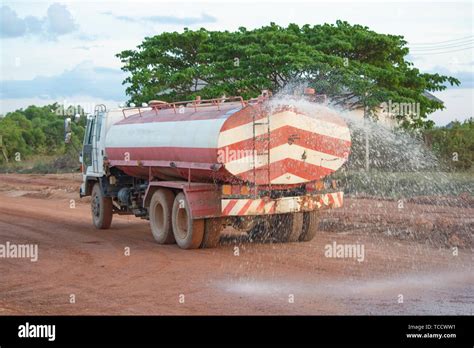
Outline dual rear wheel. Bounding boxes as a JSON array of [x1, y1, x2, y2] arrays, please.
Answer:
[[149, 189, 223, 249], [149, 188, 320, 249], [249, 211, 320, 243]]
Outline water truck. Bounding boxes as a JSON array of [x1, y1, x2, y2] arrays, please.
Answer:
[[78, 91, 351, 249]]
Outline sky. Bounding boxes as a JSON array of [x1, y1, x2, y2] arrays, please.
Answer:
[[0, 0, 473, 125]]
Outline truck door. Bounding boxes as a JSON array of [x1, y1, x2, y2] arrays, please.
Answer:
[[82, 116, 95, 173], [91, 105, 106, 175]]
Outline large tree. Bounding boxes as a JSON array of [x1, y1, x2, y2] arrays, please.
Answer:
[[117, 21, 459, 129]]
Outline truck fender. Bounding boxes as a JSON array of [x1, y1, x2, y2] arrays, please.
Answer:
[[143, 182, 221, 219], [82, 177, 98, 197]]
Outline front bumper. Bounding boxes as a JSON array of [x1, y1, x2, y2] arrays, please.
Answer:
[[221, 191, 343, 216]]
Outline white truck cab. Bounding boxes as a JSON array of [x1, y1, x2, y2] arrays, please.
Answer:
[[79, 105, 142, 197]]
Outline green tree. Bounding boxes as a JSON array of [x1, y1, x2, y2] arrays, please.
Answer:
[[117, 21, 459, 129], [0, 103, 86, 164], [425, 118, 474, 170], [0, 117, 31, 160]]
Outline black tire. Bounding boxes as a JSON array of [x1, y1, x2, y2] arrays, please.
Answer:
[[299, 211, 320, 242], [286, 213, 304, 242], [172, 192, 204, 249], [272, 213, 304, 242], [248, 217, 272, 242], [149, 189, 175, 244], [91, 182, 113, 229], [201, 218, 225, 248]]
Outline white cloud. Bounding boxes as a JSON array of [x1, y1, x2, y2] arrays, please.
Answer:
[[0, 61, 127, 100], [0, 3, 78, 40], [45, 3, 78, 36], [0, 5, 27, 38]]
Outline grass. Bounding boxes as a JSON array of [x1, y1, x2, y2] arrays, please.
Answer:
[[0, 154, 80, 174]]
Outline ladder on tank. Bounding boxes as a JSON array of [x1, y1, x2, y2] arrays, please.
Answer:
[[252, 108, 271, 197]]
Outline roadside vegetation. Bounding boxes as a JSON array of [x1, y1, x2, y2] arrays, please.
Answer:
[[0, 104, 85, 173]]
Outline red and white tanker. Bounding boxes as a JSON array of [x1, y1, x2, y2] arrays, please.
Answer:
[[79, 92, 351, 249]]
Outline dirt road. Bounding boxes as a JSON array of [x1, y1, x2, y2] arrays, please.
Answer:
[[0, 174, 472, 315]]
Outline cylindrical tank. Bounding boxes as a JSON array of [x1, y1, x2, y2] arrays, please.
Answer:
[[104, 99, 351, 187]]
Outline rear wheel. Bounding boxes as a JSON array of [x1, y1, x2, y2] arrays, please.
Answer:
[[299, 211, 320, 242], [248, 217, 272, 242], [91, 182, 113, 229], [272, 213, 304, 242], [172, 192, 204, 249], [201, 218, 225, 248], [149, 189, 175, 244], [286, 213, 304, 242]]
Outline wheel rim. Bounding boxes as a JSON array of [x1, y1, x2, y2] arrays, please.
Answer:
[[92, 194, 100, 218], [153, 202, 165, 230], [176, 207, 188, 240]]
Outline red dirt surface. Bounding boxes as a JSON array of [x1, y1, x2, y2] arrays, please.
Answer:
[[0, 174, 472, 315]]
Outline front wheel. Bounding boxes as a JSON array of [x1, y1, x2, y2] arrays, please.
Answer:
[[91, 182, 113, 229]]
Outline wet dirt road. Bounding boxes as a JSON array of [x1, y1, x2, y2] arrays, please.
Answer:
[[0, 174, 472, 315]]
